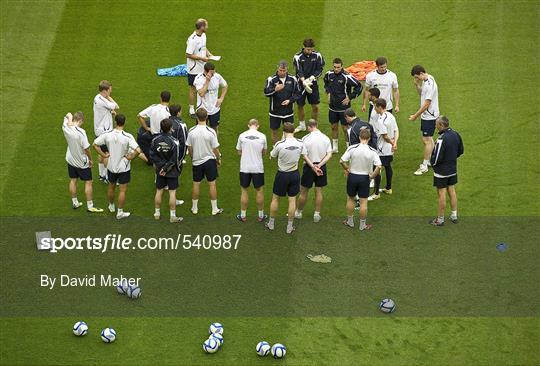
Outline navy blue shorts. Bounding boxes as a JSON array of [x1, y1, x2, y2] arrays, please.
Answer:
[[239, 172, 264, 189], [208, 111, 220, 128], [421, 119, 436, 137], [346, 173, 370, 198], [301, 163, 327, 188], [156, 175, 179, 190], [269, 115, 294, 131], [107, 170, 131, 185], [187, 73, 197, 86], [67, 164, 92, 181], [434, 175, 458, 188], [273, 170, 300, 197], [297, 83, 320, 106], [329, 110, 347, 125], [192, 159, 218, 182]]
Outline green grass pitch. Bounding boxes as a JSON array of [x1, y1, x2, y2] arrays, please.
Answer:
[[1, 0, 539, 365]]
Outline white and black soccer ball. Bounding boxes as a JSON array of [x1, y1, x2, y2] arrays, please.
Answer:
[[100, 327, 116, 343], [379, 298, 396, 313], [208, 322, 223, 335], [127, 285, 141, 299], [256, 341, 271, 356], [209, 332, 223, 347], [271, 343, 286, 358], [72, 321, 88, 336], [116, 279, 128, 295], [203, 337, 219, 353]]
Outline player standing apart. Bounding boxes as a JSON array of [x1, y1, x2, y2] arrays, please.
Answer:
[[264, 60, 301, 145], [292, 38, 325, 132], [362, 57, 399, 117], [93, 114, 143, 219], [266, 123, 304, 234], [236, 119, 268, 222], [186, 108, 223, 215], [294, 120, 332, 223], [368, 98, 399, 200], [429, 116, 463, 226], [323, 58, 362, 153], [409, 65, 440, 176], [62, 112, 103, 212], [150, 118, 183, 223], [93, 80, 119, 183], [193, 62, 228, 134], [186, 19, 216, 118], [340, 129, 381, 231]]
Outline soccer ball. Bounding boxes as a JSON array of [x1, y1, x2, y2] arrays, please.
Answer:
[[203, 337, 219, 353], [379, 298, 396, 313], [116, 279, 128, 295], [256, 341, 271, 356], [100, 328, 116, 343], [72, 321, 88, 336], [271, 343, 286, 358], [209, 333, 223, 347], [127, 285, 142, 299], [209, 322, 223, 335]]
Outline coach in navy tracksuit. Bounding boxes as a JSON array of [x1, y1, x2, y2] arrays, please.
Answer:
[[264, 60, 302, 145], [429, 116, 464, 226], [150, 118, 183, 222], [344, 108, 377, 149], [323, 58, 362, 152]]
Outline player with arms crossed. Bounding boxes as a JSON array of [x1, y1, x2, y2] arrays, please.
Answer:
[[236, 119, 268, 222], [292, 38, 325, 132], [193, 62, 228, 134], [62, 112, 103, 212], [264, 60, 302, 145], [186, 19, 217, 118], [266, 123, 304, 234], [324, 58, 362, 153], [368, 98, 399, 201], [294, 119, 332, 223], [409, 64, 440, 176], [340, 129, 381, 231], [362, 57, 400, 117], [93, 114, 143, 220], [93, 80, 119, 182]]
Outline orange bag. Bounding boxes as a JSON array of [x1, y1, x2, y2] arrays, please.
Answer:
[[345, 60, 377, 81]]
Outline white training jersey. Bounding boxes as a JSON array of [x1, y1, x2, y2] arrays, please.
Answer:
[[420, 75, 440, 120], [186, 31, 207, 75], [340, 143, 381, 175], [193, 72, 227, 116], [236, 129, 267, 174], [270, 137, 303, 172], [369, 106, 379, 126], [186, 124, 219, 166], [63, 117, 91, 169], [138, 104, 170, 134], [301, 130, 332, 163], [370, 113, 389, 156], [94, 129, 139, 173], [93, 94, 118, 136], [365, 70, 398, 110], [379, 112, 398, 156]]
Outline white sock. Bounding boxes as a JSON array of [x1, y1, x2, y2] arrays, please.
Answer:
[[314, 211, 320, 216], [240, 210, 246, 218], [154, 208, 160, 215], [170, 210, 176, 218], [211, 200, 218, 212], [287, 219, 294, 230], [269, 217, 275, 225], [189, 105, 195, 113], [438, 216, 445, 222], [347, 215, 354, 226], [423, 159, 430, 166], [333, 139, 339, 149], [86, 200, 93, 209], [118, 208, 124, 214], [296, 209, 302, 215], [192, 199, 198, 211], [299, 120, 305, 126], [72, 198, 79, 205], [359, 218, 367, 230], [98, 163, 105, 177], [451, 210, 457, 218], [258, 210, 264, 218]]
